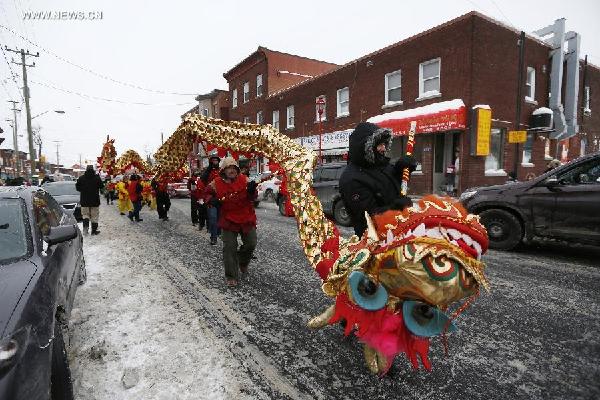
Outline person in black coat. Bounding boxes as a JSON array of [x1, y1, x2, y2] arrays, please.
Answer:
[[75, 165, 104, 235], [339, 122, 417, 237]]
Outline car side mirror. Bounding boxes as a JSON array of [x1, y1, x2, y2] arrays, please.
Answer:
[[44, 224, 77, 246]]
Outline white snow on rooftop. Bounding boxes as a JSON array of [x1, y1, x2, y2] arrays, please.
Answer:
[[367, 99, 465, 124], [472, 104, 491, 110], [533, 107, 553, 115]]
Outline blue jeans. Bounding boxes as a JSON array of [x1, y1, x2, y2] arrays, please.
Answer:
[[129, 200, 142, 221], [207, 206, 221, 239]]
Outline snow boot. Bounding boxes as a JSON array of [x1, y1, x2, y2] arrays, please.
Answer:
[[91, 223, 100, 235], [82, 219, 89, 235]]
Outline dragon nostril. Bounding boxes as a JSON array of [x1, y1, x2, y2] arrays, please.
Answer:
[[358, 277, 378, 296]]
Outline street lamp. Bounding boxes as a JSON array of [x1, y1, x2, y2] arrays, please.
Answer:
[[316, 96, 326, 165]]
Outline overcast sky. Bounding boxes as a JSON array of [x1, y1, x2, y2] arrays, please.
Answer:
[[1, 0, 599, 167]]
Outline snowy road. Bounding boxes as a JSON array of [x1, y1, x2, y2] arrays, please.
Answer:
[[69, 199, 600, 400]]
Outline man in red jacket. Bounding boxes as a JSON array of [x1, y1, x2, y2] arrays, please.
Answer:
[[204, 157, 258, 287]]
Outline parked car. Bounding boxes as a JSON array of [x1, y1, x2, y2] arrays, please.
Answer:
[[460, 152, 600, 250], [257, 177, 281, 201], [0, 186, 85, 400], [43, 181, 83, 222], [167, 179, 190, 198]]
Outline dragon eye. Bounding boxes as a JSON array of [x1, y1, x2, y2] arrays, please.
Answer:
[[402, 300, 457, 337], [348, 271, 388, 311]]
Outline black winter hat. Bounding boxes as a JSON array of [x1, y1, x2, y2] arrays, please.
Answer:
[[348, 122, 392, 167]]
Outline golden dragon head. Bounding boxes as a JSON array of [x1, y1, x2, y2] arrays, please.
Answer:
[[310, 195, 489, 374]]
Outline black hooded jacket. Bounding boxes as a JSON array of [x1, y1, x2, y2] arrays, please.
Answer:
[[76, 169, 104, 207], [339, 122, 413, 236]]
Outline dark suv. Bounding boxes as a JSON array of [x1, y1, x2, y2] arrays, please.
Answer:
[[461, 152, 600, 250], [277, 162, 352, 226]]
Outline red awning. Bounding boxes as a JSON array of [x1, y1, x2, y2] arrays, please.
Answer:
[[367, 99, 467, 136]]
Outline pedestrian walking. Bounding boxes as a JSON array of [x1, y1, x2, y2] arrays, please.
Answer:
[[152, 177, 171, 220], [188, 171, 202, 225], [127, 174, 144, 222], [201, 155, 222, 241], [203, 157, 258, 287], [75, 165, 104, 235], [339, 122, 417, 237]]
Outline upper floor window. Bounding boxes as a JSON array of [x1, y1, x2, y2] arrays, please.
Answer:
[[385, 70, 402, 105], [256, 74, 263, 98], [485, 128, 505, 172], [337, 87, 349, 117], [232, 89, 238, 108], [243, 82, 250, 103], [286, 105, 295, 129], [525, 67, 536, 102], [418, 58, 441, 99], [272, 110, 280, 131], [315, 95, 327, 122], [201, 108, 209, 117], [584, 86, 591, 115], [256, 110, 264, 125]]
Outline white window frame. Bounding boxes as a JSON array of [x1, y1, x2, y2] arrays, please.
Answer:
[[286, 105, 295, 129], [417, 58, 441, 100], [485, 128, 507, 176], [584, 86, 591, 115], [384, 70, 403, 106], [243, 82, 250, 103], [256, 110, 263, 124], [272, 110, 280, 131], [256, 74, 263, 98], [525, 67, 536, 103], [315, 95, 327, 122], [232, 88, 238, 108], [336, 87, 349, 118], [243, 116, 250, 124], [522, 132, 535, 166]]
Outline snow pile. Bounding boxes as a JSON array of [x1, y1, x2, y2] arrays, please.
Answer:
[[367, 99, 465, 124], [68, 208, 258, 400]]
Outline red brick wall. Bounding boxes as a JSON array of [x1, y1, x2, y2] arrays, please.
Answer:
[[227, 55, 269, 123]]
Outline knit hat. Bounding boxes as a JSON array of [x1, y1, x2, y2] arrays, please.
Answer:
[[220, 157, 240, 171]]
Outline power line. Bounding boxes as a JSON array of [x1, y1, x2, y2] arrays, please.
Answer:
[[29, 79, 196, 107], [0, 41, 25, 102], [0, 23, 199, 96], [488, 0, 515, 28]]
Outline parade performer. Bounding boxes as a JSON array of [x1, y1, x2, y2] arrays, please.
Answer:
[[154, 116, 490, 374], [127, 174, 144, 222], [116, 177, 132, 215], [141, 179, 155, 209], [152, 176, 171, 220], [201, 155, 222, 243], [203, 157, 258, 286]]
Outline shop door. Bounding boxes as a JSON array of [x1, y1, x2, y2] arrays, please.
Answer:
[[433, 134, 445, 193]]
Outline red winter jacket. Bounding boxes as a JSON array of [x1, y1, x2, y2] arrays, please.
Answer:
[[127, 180, 142, 202], [208, 174, 256, 232]]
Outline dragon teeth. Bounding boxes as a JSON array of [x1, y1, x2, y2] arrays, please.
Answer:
[[413, 223, 426, 237], [425, 227, 443, 239], [462, 234, 474, 246], [447, 228, 462, 240], [386, 229, 394, 245], [473, 241, 482, 257]]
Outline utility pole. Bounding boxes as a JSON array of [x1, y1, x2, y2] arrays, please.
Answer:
[[6, 46, 39, 178], [53, 140, 61, 172], [7, 100, 21, 176]]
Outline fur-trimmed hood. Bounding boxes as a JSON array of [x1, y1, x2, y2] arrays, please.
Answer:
[[348, 122, 392, 167]]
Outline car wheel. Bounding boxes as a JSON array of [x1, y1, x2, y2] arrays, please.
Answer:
[[50, 322, 74, 400], [278, 196, 287, 216], [479, 209, 523, 250], [333, 200, 352, 227], [264, 189, 274, 201]]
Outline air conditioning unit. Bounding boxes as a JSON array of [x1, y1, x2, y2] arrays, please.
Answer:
[[529, 107, 553, 131]]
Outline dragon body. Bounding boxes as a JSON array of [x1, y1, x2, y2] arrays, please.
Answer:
[[155, 115, 489, 374], [115, 149, 152, 175]]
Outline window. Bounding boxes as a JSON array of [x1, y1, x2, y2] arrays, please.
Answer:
[[485, 128, 505, 172], [580, 137, 587, 157], [286, 105, 295, 129], [256, 110, 263, 125], [201, 108, 209, 117], [243, 82, 250, 103], [256, 74, 263, 97], [584, 86, 591, 114], [418, 58, 441, 99], [315, 95, 327, 122], [243, 116, 250, 124], [232, 89, 238, 108], [385, 70, 402, 105], [544, 138, 552, 160], [397, 136, 423, 172], [0, 198, 29, 262], [272, 110, 280, 131], [337, 87, 349, 117], [525, 67, 536, 102], [556, 158, 600, 185], [522, 132, 534, 165]]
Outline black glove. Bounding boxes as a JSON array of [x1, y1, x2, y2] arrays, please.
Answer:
[[209, 197, 221, 207], [394, 155, 418, 175], [247, 180, 257, 195]]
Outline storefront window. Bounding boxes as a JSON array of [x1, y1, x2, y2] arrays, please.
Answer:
[[485, 128, 505, 172], [397, 136, 423, 172]]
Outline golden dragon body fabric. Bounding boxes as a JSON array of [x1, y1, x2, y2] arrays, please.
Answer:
[[155, 115, 490, 374]]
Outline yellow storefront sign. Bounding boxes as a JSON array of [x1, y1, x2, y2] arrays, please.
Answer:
[[508, 130, 527, 143], [475, 108, 492, 156]]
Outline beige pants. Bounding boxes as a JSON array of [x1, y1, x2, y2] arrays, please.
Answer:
[[81, 206, 99, 223]]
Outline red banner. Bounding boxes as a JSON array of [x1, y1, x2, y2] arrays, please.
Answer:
[[375, 106, 467, 136]]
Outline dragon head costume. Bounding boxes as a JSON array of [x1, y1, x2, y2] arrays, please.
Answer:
[[97, 136, 117, 175], [154, 115, 490, 375]]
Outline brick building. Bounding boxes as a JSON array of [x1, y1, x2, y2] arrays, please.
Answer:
[[214, 11, 599, 195]]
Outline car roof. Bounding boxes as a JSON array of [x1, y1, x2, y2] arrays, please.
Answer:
[[43, 181, 76, 185], [0, 186, 40, 199]]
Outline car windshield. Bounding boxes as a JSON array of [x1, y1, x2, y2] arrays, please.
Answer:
[[44, 183, 78, 196], [0, 198, 29, 263]]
